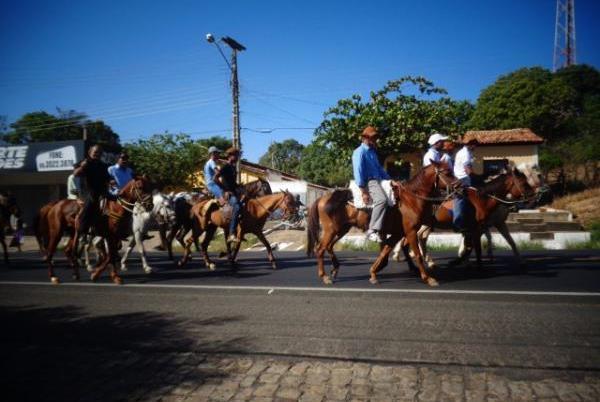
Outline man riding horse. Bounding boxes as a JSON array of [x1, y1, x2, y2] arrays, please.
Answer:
[[351, 126, 391, 243], [211, 147, 243, 245]]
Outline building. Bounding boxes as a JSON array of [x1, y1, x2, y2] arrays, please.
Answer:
[[462, 128, 544, 174], [0, 140, 85, 227]]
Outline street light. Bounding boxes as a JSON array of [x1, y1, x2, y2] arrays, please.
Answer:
[[206, 33, 246, 181]]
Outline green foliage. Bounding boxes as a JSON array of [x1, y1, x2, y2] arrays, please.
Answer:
[[314, 76, 474, 157], [566, 221, 600, 250], [258, 139, 305, 175], [1, 109, 120, 151], [124, 133, 231, 189], [467, 67, 578, 142], [296, 142, 353, 187]]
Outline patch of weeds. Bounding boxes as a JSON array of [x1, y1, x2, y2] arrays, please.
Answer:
[[335, 240, 381, 252]]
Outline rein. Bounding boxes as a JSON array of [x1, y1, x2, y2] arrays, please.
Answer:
[[397, 167, 459, 202]]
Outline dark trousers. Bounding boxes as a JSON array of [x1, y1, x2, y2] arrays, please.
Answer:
[[79, 191, 102, 233], [228, 195, 241, 234]]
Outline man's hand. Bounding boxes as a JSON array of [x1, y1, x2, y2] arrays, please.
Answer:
[[361, 190, 371, 205]]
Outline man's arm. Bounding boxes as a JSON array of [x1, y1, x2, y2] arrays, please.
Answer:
[[73, 160, 87, 177], [352, 149, 370, 203]]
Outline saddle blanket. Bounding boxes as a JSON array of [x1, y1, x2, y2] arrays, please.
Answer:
[[348, 180, 396, 209]]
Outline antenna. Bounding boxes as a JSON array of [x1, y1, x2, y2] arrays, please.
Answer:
[[553, 0, 576, 72]]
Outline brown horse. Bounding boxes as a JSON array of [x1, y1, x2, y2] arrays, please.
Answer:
[[307, 161, 458, 286], [418, 167, 537, 268], [178, 191, 298, 270], [41, 177, 153, 284], [164, 179, 272, 260]]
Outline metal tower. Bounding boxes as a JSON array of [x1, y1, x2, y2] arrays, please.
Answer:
[[553, 0, 576, 72]]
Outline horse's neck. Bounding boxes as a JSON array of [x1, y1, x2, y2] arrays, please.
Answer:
[[251, 194, 283, 218]]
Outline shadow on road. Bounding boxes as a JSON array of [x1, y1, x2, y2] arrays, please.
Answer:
[[0, 304, 248, 401]]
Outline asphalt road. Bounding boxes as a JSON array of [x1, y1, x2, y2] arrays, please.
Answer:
[[1, 249, 599, 374]]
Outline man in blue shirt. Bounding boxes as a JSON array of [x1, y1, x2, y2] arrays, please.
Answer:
[[352, 126, 391, 243], [107, 153, 134, 195], [203, 146, 222, 198]]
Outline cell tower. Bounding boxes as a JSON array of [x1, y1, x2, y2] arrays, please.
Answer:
[[553, 0, 576, 72]]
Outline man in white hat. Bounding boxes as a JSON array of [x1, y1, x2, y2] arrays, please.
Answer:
[[422, 132, 448, 167], [204, 146, 222, 198]]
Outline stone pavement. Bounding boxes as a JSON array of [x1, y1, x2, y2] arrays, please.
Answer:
[[146, 354, 600, 402]]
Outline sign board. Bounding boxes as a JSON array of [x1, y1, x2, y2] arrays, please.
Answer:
[[0, 140, 84, 173]]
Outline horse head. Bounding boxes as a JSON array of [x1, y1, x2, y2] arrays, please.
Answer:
[[506, 166, 536, 205], [119, 176, 153, 206], [278, 190, 299, 220], [428, 160, 459, 195], [152, 193, 176, 226]]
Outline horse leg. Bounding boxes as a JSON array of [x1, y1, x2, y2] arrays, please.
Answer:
[[315, 230, 335, 285], [120, 237, 135, 272], [254, 230, 277, 270], [108, 238, 123, 285], [496, 221, 523, 267], [1, 236, 8, 264], [473, 229, 483, 268], [200, 226, 216, 271], [417, 225, 436, 269], [328, 227, 349, 281], [485, 228, 494, 262], [367, 234, 402, 285], [135, 229, 152, 274], [45, 225, 63, 284], [165, 224, 178, 260], [405, 230, 438, 287]]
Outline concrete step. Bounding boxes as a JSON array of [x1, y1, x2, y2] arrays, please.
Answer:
[[509, 211, 572, 222], [520, 223, 548, 232], [530, 232, 555, 240], [545, 221, 584, 231], [514, 217, 544, 224]]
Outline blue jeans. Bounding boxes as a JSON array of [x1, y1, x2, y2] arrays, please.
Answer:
[[452, 177, 471, 231], [228, 195, 241, 234], [207, 182, 222, 198]]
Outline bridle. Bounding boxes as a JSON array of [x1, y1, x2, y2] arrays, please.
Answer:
[[397, 166, 460, 203], [252, 191, 296, 220], [117, 180, 152, 213], [483, 170, 540, 205]]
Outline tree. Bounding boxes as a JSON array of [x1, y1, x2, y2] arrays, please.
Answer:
[[258, 139, 305, 174], [467, 67, 578, 142], [297, 143, 352, 187], [124, 133, 231, 189], [314, 76, 474, 163], [1, 109, 121, 151]]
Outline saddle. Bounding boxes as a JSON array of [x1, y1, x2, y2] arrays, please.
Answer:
[[199, 198, 233, 227], [348, 180, 397, 209]]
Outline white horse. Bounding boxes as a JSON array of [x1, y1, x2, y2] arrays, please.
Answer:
[[120, 192, 175, 273]]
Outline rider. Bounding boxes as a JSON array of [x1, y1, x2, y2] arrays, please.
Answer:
[[203, 146, 222, 199], [107, 152, 134, 195], [67, 162, 83, 200], [352, 126, 390, 243], [422, 132, 448, 167], [74, 144, 112, 235], [214, 147, 242, 244], [441, 139, 456, 171], [452, 137, 478, 231]]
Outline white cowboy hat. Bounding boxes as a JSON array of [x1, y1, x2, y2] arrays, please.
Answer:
[[427, 133, 449, 146]]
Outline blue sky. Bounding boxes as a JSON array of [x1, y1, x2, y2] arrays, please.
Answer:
[[1, 0, 599, 162]]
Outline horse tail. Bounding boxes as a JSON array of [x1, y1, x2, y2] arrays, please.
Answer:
[[306, 197, 322, 257], [34, 201, 56, 252]]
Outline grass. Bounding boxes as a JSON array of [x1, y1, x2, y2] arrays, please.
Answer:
[[566, 221, 600, 250], [335, 238, 551, 252], [550, 187, 600, 228]]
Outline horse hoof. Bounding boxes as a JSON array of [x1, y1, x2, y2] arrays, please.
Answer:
[[90, 271, 100, 282], [322, 276, 333, 285], [331, 270, 339, 280], [426, 277, 439, 287], [369, 277, 379, 285], [271, 263, 278, 270], [121, 266, 128, 272], [50, 276, 60, 285], [112, 276, 123, 285], [144, 267, 153, 274], [86, 265, 94, 273], [207, 263, 216, 271], [71, 274, 80, 281]]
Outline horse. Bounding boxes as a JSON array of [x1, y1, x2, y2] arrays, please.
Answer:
[[307, 161, 458, 286], [120, 192, 176, 273], [164, 179, 272, 260], [178, 190, 298, 270], [414, 167, 537, 269], [41, 177, 153, 284], [0, 193, 19, 264]]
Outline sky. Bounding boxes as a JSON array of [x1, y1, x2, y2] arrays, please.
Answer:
[[1, 0, 599, 162]]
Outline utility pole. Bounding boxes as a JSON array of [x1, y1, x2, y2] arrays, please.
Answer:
[[206, 34, 246, 181], [553, 0, 576, 72]]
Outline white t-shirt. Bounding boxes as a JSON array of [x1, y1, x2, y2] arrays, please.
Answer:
[[441, 153, 454, 171], [453, 147, 473, 179], [422, 148, 441, 167]]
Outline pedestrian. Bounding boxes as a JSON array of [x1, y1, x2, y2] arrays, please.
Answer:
[[74, 144, 112, 235], [422, 132, 448, 167], [352, 126, 391, 243], [452, 137, 478, 231], [214, 147, 243, 244], [107, 152, 134, 195]]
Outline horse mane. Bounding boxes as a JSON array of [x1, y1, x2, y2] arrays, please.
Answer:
[[403, 165, 431, 192], [324, 189, 352, 215], [479, 173, 508, 195]]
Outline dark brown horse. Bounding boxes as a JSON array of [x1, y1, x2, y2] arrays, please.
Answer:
[[307, 162, 458, 286], [40, 177, 152, 284], [419, 167, 537, 267], [164, 179, 272, 260], [178, 191, 298, 270]]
